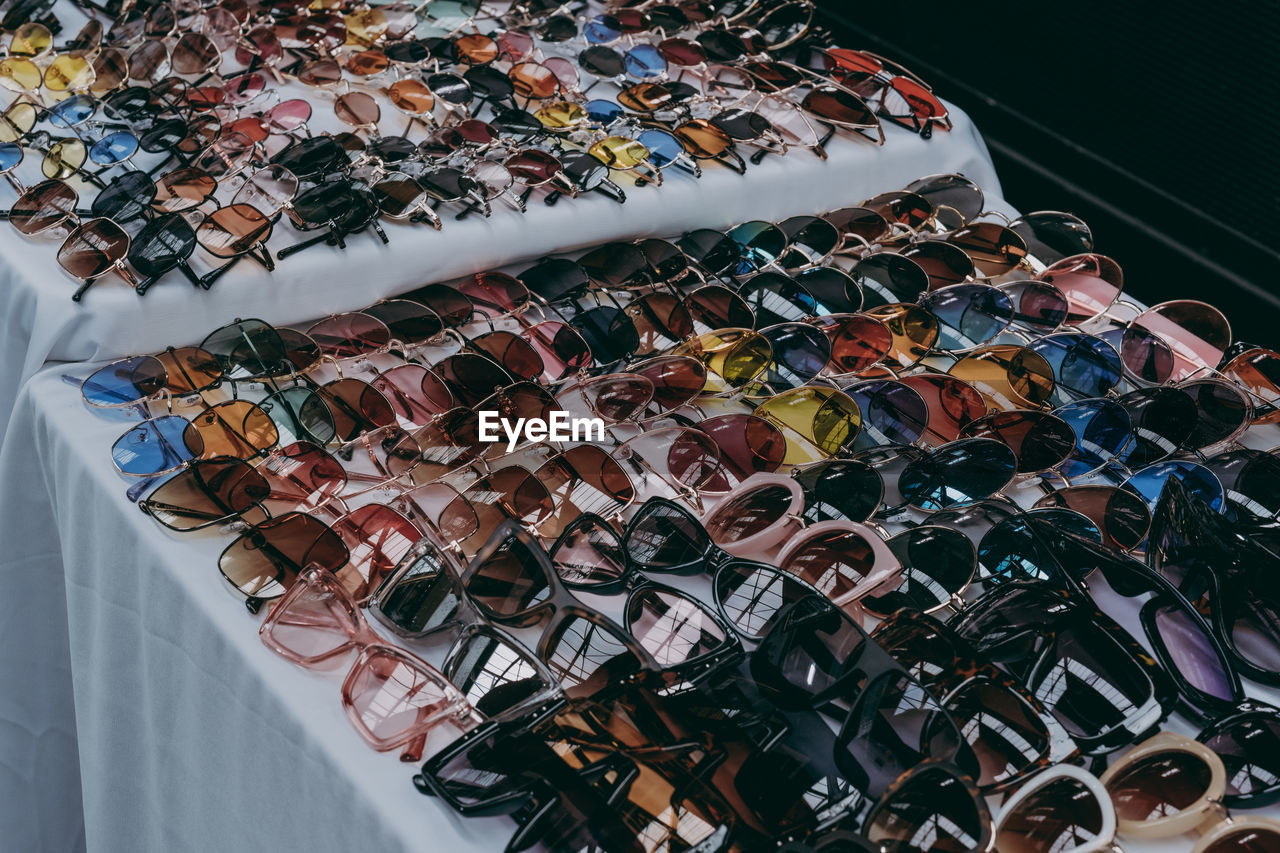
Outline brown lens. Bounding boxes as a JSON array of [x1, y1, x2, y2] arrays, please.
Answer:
[[510, 61, 558, 99], [900, 374, 987, 445], [454, 271, 529, 317], [960, 410, 1075, 474], [142, 457, 270, 531], [626, 292, 695, 356], [947, 222, 1029, 276], [949, 345, 1056, 411], [1201, 826, 1280, 853], [675, 118, 731, 157], [815, 314, 893, 375], [12, 179, 77, 234], [631, 354, 706, 411], [335, 91, 380, 126], [578, 374, 654, 422], [388, 78, 434, 114], [995, 776, 1106, 853], [685, 284, 755, 330], [1223, 347, 1280, 424], [155, 346, 223, 394], [218, 512, 348, 601], [865, 191, 934, 230], [865, 766, 990, 853], [1032, 485, 1151, 551], [801, 86, 876, 127], [704, 483, 793, 541], [522, 321, 593, 380], [191, 400, 279, 458], [346, 48, 388, 76], [197, 203, 272, 257], [436, 352, 512, 407], [901, 241, 975, 290], [864, 303, 939, 369], [534, 445, 635, 539], [58, 218, 129, 280], [154, 167, 216, 213], [172, 32, 219, 74], [1105, 751, 1212, 822], [462, 469, 555, 556], [473, 330, 543, 381], [127, 39, 171, 82], [455, 32, 498, 64], [298, 58, 342, 87], [316, 378, 396, 441]]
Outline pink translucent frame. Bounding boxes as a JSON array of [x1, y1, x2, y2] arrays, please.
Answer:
[[260, 565, 475, 752], [702, 473, 901, 619]]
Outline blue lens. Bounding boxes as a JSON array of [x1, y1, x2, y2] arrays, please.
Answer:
[[90, 130, 139, 166], [624, 44, 666, 78], [845, 379, 929, 449], [584, 14, 621, 44], [82, 356, 167, 407], [1029, 332, 1122, 405], [636, 128, 682, 168], [920, 284, 1013, 351], [49, 94, 95, 128], [758, 322, 830, 391], [111, 415, 201, 476], [584, 98, 623, 124], [1053, 398, 1134, 478], [0, 142, 21, 172], [1122, 461, 1223, 513], [728, 221, 787, 273]]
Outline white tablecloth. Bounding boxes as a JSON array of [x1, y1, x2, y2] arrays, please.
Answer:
[[10, 332, 1280, 853], [0, 97, 999, 443], [0, 365, 515, 853]]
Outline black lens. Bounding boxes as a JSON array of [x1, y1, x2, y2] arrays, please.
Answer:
[[518, 257, 590, 303], [678, 228, 740, 275], [128, 212, 195, 275], [714, 561, 813, 640], [757, 322, 830, 390], [445, 626, 556, 719], [570, 306, 639, 365], [900, 438, 1018, 510], [794, 459, 883, 523], [1118, 387, 1197, 467], [92, 169, 155, 221], [373, 542, 464, 636], [862, 526, 975, 617]]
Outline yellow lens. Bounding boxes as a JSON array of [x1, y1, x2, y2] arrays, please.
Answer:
[[865, 303, 939, 368], [673, 328, 771, 392], [345, 9, 388, 46], [534, 100, 586, 130], [949, 344, 1055, 411], [0, 102, 35, 142], [43, 138, 87, 179], [0, 57, 41, 92], [11, 22, 52, 58], [45, 55, 95, 93], [588, 135, 649, 169], [756, 387, 862, 463]]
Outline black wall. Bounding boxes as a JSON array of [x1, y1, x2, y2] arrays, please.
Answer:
[[818, 1, 1280, 346]]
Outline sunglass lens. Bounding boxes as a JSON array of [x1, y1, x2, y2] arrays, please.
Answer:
[[1104, 750, 1212, 822], [995, 775, 1106, 853], [625, 587, 727, 667], [865, 766, 989, 853], [900, 438, 1017, 510], [83, 355, 167, 405], [713, 562, 811, 640], [863, 526, 975, 616], [112, 415, 202, 475]]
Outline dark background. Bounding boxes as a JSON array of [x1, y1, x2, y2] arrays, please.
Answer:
[[818, 0, 1280, 346]]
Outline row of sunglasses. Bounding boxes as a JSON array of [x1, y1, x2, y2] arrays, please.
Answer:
[[67, 189, 1280, 849], [0, 0, 956, 301]]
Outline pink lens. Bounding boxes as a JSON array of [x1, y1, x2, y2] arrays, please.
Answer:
[[306, 312, 392, 359], [267, 98, 311, 132], [371, 363, 455, 426], [332, 504, 422, 603], [1036, 253, 1123, 325], [341, 645, 466, 751]]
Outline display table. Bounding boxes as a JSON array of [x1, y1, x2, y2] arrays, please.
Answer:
[[0, 100, 998, 444], [8, 328, 1280, 852]]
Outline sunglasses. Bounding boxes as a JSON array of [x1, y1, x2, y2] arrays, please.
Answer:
[[259, 564, 478, 752]]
